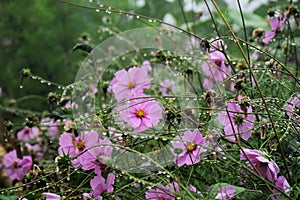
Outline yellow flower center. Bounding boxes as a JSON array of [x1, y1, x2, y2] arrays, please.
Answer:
[[187, 143, 196, 152], [127, 81, 136, 89], [136, 109, 145, 118], [76, 140, 85, 151]]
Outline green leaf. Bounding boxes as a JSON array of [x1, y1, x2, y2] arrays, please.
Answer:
[[0, 195, 19, 200], [294, 37, 300, 47]]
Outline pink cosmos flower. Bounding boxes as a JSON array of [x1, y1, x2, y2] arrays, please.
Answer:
[[160, 79, 177, 96], [108, 69, 126, 93], [119, 98, 163, 133], [188, 184, 203, 197], [172, 129, 207, 167], [218, 96, 254, 142], [80, 138, 113, 171], [271, 176, 290, 200], [215, 186, 236, 200], [64, 101, 78, 109], [106, 127, 123, 145], [240, 149, 280, 182], [89, 84, 98, 95], [17, 126, 39, 141], [24, 143, 43, 159], [285, 94, 300, 122], [82, 193, 93, 200], [41, 118, 59, 137], [141, 60, 152, 72], [202, 51, 232, 89], [90, 167, 115, 199], [262, 14, 286, 44], [42, 192, 61, 200], [3, 150, 32, 181], [58, 131, 99, 168], [210, 38, 227, 51], [48, 121, 59, 137], [112, 67, 151, 102], [0, 87, 2, 96], [108, 61, 151, 94], [145, 182, 179, 200]]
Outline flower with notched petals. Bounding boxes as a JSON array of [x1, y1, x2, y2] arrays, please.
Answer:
[[17, 126, 39, 142], [3, 150, 32, 181], [172, 129, 207, 167], [240, 148, 280, 182]]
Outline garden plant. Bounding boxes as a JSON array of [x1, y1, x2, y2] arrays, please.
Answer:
[[0, 0, 300, 199]]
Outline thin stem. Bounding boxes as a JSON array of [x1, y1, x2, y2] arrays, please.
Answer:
[[58, 0, 203, 41], [224, 36, 299, 85], [236, 0, 252, 88], [177, 0, 191, 32], [225, 107, 274, 196], [211, 0, 292, 183], [203, 0, 236, 74]]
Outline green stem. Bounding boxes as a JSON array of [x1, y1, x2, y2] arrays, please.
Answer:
[[211, 0, 292, 183]]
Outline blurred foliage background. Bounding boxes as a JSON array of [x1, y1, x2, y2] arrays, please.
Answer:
[[0, 0, 298, 121], [0, 0, 99, 114]]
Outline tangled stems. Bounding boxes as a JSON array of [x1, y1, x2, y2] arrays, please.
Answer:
[[211, 0, 292, 183], [1, 1, 298, 199]]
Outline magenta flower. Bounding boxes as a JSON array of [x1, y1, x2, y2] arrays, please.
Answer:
[[240, 149, 280, 182], [90, 167, 115, 199], [17, 126, 39, 141], [3, 150, 32, 181], [111, 67, 151, 102], [42, 192, 61, 200], [285, 94, 300, 122], [82, 193, 93, 200], [172, 129, 207, 167], [119, 98, 163, 133], [145, 182, 179, 200], [80, 138, 113, 171], [108, 61, 151, 94], [58, 131, 99, 168], [108, 69, 126, 93], [64, 101, 78, 109], [24, 143, 43, 159], [141, 60, 152, 72], [218, 96, 254, 142], [210, 38, 227, 52], [188, 184, 203, 197], [106, 126, 123, 144], [41, 118, 59, 137], [160, 79, 177, 96], [202, 51, 231, 89], [89, 84, 98, 95], [48, 121, 59, 137], [215, 186, 236, 200], [271, 176, 290, 200], [262, 14, 286, 44]]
